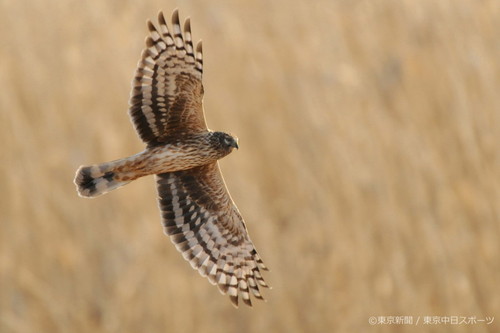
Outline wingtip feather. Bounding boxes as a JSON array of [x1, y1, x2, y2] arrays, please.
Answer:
[[172, 8, 180, 25]]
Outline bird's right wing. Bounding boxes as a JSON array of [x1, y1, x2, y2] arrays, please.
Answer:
[[156, 163, 269, 307]]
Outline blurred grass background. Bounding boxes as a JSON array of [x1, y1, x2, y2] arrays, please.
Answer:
[[1, 0, 499, 332]]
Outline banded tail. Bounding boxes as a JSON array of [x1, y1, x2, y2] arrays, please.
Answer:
[[74, 162, 131, 198]]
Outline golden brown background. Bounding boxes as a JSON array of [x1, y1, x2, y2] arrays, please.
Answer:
[[1, 0, 499, 332]]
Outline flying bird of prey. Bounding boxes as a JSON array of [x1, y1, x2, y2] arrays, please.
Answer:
[[74, 9, 268, 307]]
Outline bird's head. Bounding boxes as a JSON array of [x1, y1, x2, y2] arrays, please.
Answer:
[[210, 131, 239, 156]]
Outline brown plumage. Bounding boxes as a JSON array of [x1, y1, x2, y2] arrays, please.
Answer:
[[74, 9, 269, 307]]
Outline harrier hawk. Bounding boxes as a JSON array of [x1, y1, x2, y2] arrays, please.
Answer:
[[74, 9, 268, 307]]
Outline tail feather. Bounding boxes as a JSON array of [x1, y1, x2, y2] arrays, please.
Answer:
[[74, 164, 130, 198]]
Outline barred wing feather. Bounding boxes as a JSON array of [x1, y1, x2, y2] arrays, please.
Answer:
[[156, 163, 269, 307], [129, 10, 207, 146]]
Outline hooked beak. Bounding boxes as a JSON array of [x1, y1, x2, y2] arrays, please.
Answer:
[[232, 140, 239, 150]]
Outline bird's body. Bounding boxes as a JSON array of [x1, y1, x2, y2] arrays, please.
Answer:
[[74, 9, 268, 307], [76, 131, 237, 197]]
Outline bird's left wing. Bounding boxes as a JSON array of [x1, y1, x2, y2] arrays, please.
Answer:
[[156, 163, 269, 307], [129, 10, 207, 146]]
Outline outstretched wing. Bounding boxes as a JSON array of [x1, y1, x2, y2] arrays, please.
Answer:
[[156, 163, 269, 307], [129, 10, 206, 146]]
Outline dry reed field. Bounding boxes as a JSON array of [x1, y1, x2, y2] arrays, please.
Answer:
[[1, 0, 499, 332]]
